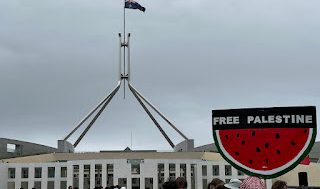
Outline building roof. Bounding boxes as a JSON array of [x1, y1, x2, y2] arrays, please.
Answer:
[[1, 151, 224, 163]]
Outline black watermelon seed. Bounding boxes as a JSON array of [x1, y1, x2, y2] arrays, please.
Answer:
[[252, 131, 256, 136], [265, 159, 269, 164], [256, 147, 261, 153], [276, 150, 281, 155], [264, 143, 269, 148], [236, 133, 240, 138], [241, 140, 245, 145], [304, 129, 307, 134], [276, 133, 280, 139], [225, 135, 229, 140], [291, 141, 296, 146], [235, 152, 240, 156], [249, 160, 253, 164]]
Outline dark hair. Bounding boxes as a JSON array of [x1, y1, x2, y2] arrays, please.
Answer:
[[272, 180, 287, 189], [176, 177, 187, 188], [162, 180, 177, 189], [216, 184, 228, 189], [208, 178, 224, 189]]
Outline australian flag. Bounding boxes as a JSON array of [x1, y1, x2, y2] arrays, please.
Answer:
[[125, 0, 146, 12]]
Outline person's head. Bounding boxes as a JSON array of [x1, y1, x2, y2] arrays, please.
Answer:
[[208, 178, 224, 189], [216, 184, 228, 189], [272, 180, 287, 189], [68, 186, 73, 189], [162, 180, 177, 189], [240, 177, 265, 189], [224, 179, 242, 189], [176, 177, 187, 189]]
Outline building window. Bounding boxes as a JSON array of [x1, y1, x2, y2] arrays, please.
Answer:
[[73, 165, 79, 188], [131, 163, 140, 174], [61, 167, 67, 178], [35, 167, 42, 178], [225, 165, 232, 176], [60, 181, 67, 189], [21, 182, 28, 189], [202, 179, 207, 189], [34, 181, 41, 189], [132, 178, 140, 189], [180, 164, 186, 178], [48, 167, 55, 178], [202, 165, 207, 176], [95, 164, 102, 187], [48, 181, 54, 189], [169, 164, 176, 180], [21, 168, 29, 178], [84, 165, 90, 189], [212, 165, 219, 176], [191, 164, 196, 189], [157, 164, 164, 189], [8, 168, 15, 179], [118, 178, 127, 188], [145, 178, 153, 189], [107, 164, 114, 187]]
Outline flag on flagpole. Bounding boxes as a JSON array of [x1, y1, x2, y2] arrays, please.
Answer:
[[300, 155, 311, 165], [125, 0, 146, 12]]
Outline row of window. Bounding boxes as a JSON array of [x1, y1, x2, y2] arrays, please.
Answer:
[[201, 165, 244, 176], [8, 164, 243, 180], [8, 167, 67, 179]]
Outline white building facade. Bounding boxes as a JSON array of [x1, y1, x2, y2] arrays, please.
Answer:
[[0, 152, 246, 189]]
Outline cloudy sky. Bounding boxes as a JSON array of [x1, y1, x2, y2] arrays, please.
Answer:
[[0, 0, 319, 152]]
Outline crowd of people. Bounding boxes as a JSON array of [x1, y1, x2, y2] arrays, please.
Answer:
[[208, 177, 288, 189], [68, 186, 126, 189], [23, 177, 286, 189], [161, 176, 288, 189]]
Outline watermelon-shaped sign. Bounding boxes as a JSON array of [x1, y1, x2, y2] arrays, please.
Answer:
[[212, 106, 317, 179]]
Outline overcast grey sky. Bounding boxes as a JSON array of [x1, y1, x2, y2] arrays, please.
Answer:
[[0, 0, 319, 152]]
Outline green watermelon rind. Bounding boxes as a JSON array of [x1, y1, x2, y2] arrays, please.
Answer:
[[212, 128, 317, 179]]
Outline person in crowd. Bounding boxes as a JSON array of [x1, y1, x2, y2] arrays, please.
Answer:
[[68, 186, 73, 189], [176, 177, 187, 189], [216, 184, 228, 189], [208, 178, 224, 189], [272, 180, 288, 189], [240, 176, 265, 189], [224, 179, 242, 189], [162, 180, 177, 189]]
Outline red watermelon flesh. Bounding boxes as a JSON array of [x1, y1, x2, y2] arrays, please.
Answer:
[[218, 128, 310, 171]]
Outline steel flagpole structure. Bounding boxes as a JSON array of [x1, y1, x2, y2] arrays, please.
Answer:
[[62, 1, 189, 149]]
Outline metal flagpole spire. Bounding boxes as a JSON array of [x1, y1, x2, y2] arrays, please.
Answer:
[[123, 0, 126, 99], [62, 1, 189, 149]]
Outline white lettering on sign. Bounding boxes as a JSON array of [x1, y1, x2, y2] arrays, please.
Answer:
[[247, 115, 313, 124], [213, 116, 239, 125]]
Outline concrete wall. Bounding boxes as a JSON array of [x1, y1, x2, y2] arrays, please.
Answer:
[[0, 138, 59, 159], [174, 139, 195, 152], [0, 163, 7, 189]]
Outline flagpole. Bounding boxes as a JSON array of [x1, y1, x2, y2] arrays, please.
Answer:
[[123, 0, 126, 99]]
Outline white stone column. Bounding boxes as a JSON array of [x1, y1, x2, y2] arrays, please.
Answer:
[[196, 164, 202, 189], [186, 164, 191, 189], [164, 163, 169, 181], [42, 165, 48, 189], [67, 164, 73, 188], [28, 165, 35, 189], [90, 163, 95, 188], [102, 163, 107, 187], [176, 163, 180, 178], [207, 164, 213, 182], [79, 164, 84, 189], [55, 165, 61, 189]]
